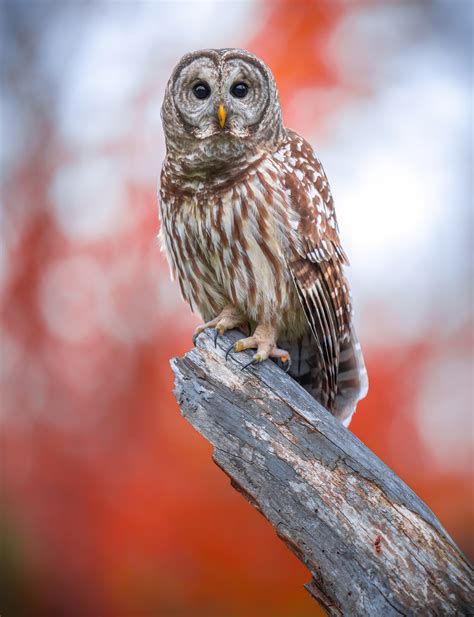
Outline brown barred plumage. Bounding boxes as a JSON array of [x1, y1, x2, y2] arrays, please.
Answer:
[[159, 48, 367, 425]]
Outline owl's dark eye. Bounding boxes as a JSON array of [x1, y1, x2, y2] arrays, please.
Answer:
[[192, 82, 211, 100], [230, 82, 249, 98]]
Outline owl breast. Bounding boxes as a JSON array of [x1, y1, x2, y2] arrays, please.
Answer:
[[159, 156, 308, 338]]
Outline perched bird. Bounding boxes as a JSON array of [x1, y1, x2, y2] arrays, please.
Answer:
[[159, 48, 368, 425]]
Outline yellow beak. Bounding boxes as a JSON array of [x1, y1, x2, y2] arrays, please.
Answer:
[[217, 104, 226, 129]]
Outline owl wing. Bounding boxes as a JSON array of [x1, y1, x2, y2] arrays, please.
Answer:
[[276, 130, 356, 412]]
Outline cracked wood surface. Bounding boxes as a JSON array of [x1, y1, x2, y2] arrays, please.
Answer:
[[171, 329, 473, 616]]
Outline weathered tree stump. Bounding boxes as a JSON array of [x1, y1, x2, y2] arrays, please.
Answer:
[[171, 329, 473, 616]]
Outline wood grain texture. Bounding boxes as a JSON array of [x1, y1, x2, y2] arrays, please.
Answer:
[[171, 330, 473, 616]]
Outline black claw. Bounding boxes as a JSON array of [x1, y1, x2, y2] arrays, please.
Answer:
[[213, 328, 219, 347], [277, 356, 292, 373], [192, 332, 201, 346], [241, 358, 257, 371], [225, 343, 235, 361]]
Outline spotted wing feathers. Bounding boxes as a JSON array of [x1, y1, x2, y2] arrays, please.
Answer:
[[278, 130, 367, 419]]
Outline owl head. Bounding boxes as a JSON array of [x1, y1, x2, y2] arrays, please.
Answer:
[[161, 49, 284, 169]]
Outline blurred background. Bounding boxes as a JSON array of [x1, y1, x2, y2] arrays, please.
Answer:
[[1, 1, 472, 615]]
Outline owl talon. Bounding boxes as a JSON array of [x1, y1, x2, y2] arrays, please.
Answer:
[[225, 343, 235, 361], [192, 305, 246, 347], [241, 358, 258, 371], [225, 325, 289, 368], [275, 355, 292, 373]]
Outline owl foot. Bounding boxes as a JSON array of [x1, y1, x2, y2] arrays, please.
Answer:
[[227, 324, 291, 373], [193, 305, 247, 346]]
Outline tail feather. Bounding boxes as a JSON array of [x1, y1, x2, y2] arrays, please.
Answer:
[[334, 328, 368, 426], [280, 328, 368, 427]]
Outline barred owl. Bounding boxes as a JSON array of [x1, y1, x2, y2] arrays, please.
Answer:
[[159, 48, 368, 425]]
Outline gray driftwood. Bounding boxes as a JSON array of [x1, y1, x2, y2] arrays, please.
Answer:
[[171, 329, 473, 616]]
